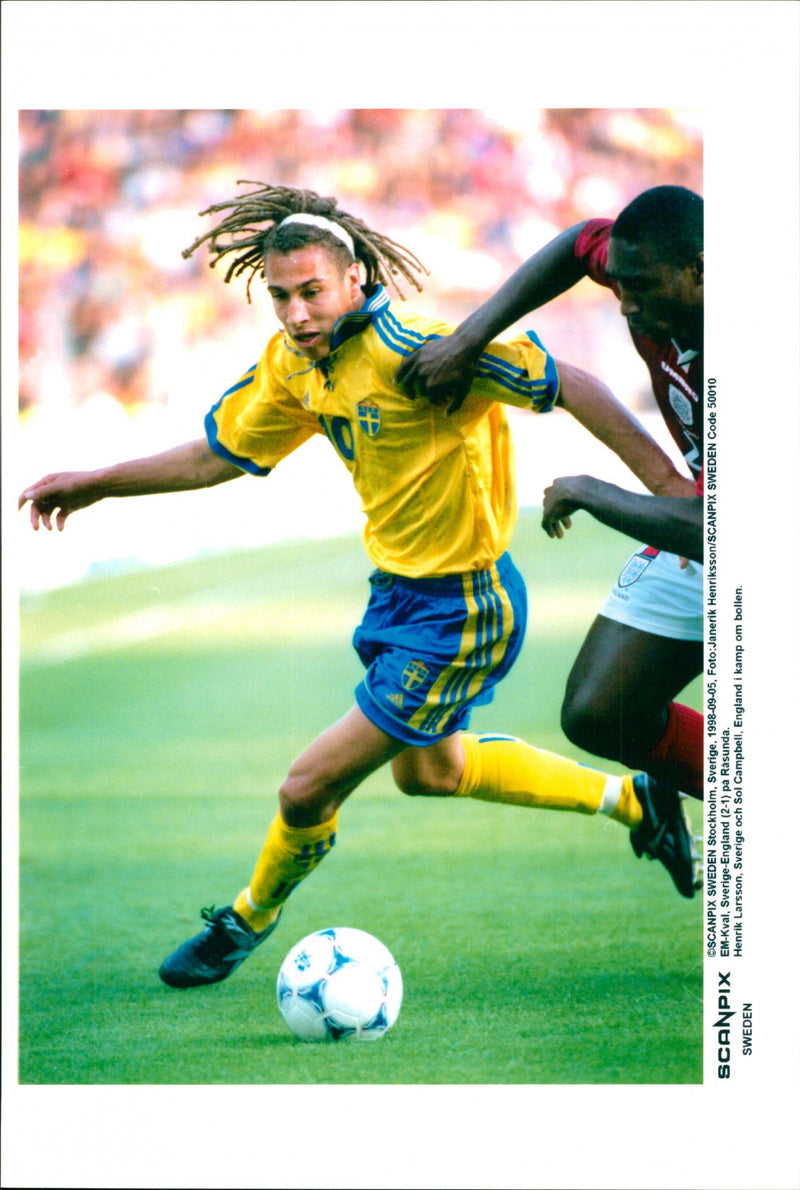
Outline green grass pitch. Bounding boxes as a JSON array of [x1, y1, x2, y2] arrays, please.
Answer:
[[18, 509, 703, 1084]]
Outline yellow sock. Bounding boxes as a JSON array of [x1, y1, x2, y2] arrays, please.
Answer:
[[233, 811, 339, 933], [455, 733, 642, 828]]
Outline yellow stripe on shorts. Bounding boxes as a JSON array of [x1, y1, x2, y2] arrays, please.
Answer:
[[407, 565, 515, 737]]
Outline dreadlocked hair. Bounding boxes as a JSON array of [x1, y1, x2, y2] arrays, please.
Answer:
[[182, 181, 429, 302]]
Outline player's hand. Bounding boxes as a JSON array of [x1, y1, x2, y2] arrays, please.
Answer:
[[395, 335, 480, 413], [541, 476, 585, 539], [18, 472, 104, 531]]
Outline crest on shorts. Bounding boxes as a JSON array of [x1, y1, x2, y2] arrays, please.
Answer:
[[357, 400, 381, 437], [402, 659, 430, 691], [617, 548, 659, 588]]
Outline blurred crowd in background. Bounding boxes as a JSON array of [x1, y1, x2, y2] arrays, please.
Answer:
[[19, 107, 702, 419], [16, 108, 701, 590]]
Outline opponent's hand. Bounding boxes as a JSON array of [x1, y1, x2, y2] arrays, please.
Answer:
[[541, 476, 585, 539], [395, 336, 480, 413], [19, 472, 104, 531]]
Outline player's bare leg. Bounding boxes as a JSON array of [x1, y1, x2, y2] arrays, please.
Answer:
[[561, 615, 703, 795], [159, 707, 404, 988], [392, 727, 699, 898], [393, 730, 640, 819], [390, 733, 466, 796], [279, 706, 405, 825]]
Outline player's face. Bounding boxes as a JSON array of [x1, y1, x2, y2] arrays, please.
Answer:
[[265, 245, 364, 360], [607, 236, 703, 347]]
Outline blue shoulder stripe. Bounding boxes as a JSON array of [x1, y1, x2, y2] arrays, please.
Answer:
[[524, 330, 560, 409], [373, 308, 436, 356], [204, 377, 272, 477], [374, 309, 558, 409], [220, 363, 258, 399], [474, 357, 547, 401], [474, 353, 556, 406]]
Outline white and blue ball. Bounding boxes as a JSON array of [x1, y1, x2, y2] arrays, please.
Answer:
[[276, 927, 402, 1042]]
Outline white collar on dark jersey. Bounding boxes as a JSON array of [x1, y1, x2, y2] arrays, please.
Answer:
[[673, 342, 699, 366]]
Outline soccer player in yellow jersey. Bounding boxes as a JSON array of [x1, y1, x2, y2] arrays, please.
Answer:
[[19, 184, 700, 989]]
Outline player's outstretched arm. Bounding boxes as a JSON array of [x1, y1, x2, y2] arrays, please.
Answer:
[[19, 438, 243, 531], [396, 221, 589, 410], [554, 360, 695, 499], [542, 475, 704, 563]]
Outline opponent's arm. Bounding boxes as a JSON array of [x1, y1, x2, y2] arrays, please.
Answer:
[[396, 221, 589, 409], [19, 438, 243, 531], [542, 474, 704, 563], [554, 359, 695, 498]]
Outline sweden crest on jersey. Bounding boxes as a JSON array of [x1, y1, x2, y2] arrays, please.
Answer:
[[357, 400, 381, 437]]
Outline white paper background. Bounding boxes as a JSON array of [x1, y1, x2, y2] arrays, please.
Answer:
[[3, 3, 799, 1188]]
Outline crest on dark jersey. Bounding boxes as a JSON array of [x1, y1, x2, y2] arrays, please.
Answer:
[[668, 384, 694, 426]]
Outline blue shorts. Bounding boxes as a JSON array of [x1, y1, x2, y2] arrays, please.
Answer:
[[353, 552, 527, 746]]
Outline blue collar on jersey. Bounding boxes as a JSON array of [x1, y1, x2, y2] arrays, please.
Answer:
[[329, 284, 390, 352]]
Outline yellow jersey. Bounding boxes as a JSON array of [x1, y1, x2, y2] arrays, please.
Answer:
[[206, 286, 559, 578]]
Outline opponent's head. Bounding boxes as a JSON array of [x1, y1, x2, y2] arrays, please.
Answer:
[[608, 185, 703, 347], [183, 183, 427, 360]]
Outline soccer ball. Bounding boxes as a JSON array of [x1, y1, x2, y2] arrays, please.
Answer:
[[276, 927, 402, 1042]]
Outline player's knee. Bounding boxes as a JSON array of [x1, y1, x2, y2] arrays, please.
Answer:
[[560, 687, 592, 747], [278, 768, 336, 824], [392, 764, 459, 798], [560, 689, 619, 758], [394, 774, 437, 797]]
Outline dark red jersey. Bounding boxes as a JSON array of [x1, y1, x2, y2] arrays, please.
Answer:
[[575, 218, 703, 479]]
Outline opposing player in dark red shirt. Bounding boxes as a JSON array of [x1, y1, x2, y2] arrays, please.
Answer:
[[398, 186, 704, 800], [541, 469, 703, 564]]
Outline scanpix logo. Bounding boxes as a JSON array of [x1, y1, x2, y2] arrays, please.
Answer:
[[715, 971, 736, 1079]]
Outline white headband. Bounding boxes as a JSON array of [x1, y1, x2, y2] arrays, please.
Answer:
[[277, 213, 355, 258]]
